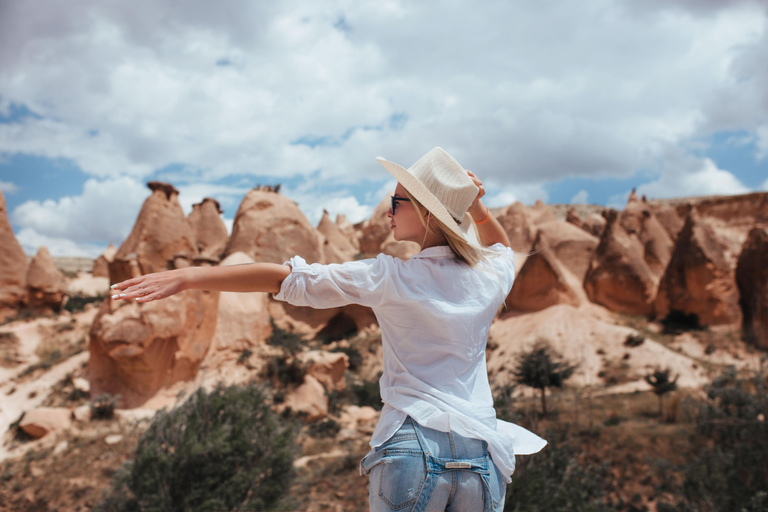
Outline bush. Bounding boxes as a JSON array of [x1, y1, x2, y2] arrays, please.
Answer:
[[94, 384, 297, 512], [90, 393, 119, 420], [64, 293, 106, 313], [505, 429, 613, 512]]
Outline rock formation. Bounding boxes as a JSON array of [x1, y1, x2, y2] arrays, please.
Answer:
[[317, 210, 358, 263], [358, 196, 392, 256], [281, 374, 328, 422], [0, 189, 28, 318], [496, 202, 535, 254], [110, 182, 197, 284], [26, 247, 67, 312], [92, 243, 117, 278], [530, 199, 557, 226], [188, 198, 228, 260], [655, 209, 742, 326], [87, 288, 219, 407], [620, 192, 674, 278], [736, 226, 768, 348], [298, 350, 350, 392], [508, 221, 598, 312], [566, 208, 606, 238], [225, 187, 324, 264], [335, 214, 360, 251], [19, 407, 73, 439], [380, 231, 421, 261], [584, 210, 659, 316]]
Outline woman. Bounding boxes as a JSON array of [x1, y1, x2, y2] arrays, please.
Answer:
[[112, 147, 546, 512]]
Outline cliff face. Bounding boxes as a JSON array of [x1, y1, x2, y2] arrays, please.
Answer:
[[0, 189, 28, 319]]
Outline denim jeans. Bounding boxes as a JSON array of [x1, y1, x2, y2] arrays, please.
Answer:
[[360, 418, 506, 512]]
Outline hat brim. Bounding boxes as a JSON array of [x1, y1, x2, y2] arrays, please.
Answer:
[[377, 157, 479, 245]]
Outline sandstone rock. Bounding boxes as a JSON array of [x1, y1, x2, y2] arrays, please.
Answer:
[[72, 405, 92, 422], [72, 377, 91, 394], [584, 210, 658, 316], [87, 288, 219, 407], [188, 198, 228, 259], [736, 226, 768, 348], [269, 301, 377, 341], [299, 350, 349, 392], [650, 205, 685, 242], [380, 231, 421, 261], [19, 407, 72, 439], [530, 200, 557, 226], [92, 243, 117, 278], [110, 182, 197, 284], [358, 196, 392, 256], [335, 214, 361, 251], [508, 222, 597, 312], [620, 193, 674, 277], [225, 187, 324, 264], [0, 189, 28, 317], [655, 209, 742, 326], [317, 210, 358, 263], [104, 434, 124, 445], [566, 209, 605, 238], [211, 252, 272, 353], [26, 247, 67, 312], [281, 374, 328, 422], [496, 202, 535, 254]]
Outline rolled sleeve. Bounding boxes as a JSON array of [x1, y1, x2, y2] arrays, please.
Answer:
[[273, 254, 394, 309]]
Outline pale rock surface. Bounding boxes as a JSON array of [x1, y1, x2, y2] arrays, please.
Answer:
[[497, 202, 535, 254], [92, 243, 117, 278], [210, 252, 272, 353], [358, 196, 392, 256], [737, 226, 768, 349], [530, 199, 557, 226], [0, 189, 27, 319], [620, 192, 674, 278], [298, 350, 349, 392], [281, 374, 328, 422], [110, 182, 197, 284], [226, 187, 324, 264], [19, 407, 73, 439], [335, 214, 361, 251], [72, 405, 92, 422], [317, 210, 358, 263], [87, 288, 219, 407], [269, 301, 377, 341], [188, 198, 228, 259], [656, 209, 742, 326], [566, 208, 605, 238], [380, 231, 421, 261], [26, 247, 67, 312]]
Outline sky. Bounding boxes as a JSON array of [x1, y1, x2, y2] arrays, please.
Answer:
[[1, 0, 767, 257]]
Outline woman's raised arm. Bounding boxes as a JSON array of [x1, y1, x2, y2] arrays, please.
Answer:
[[110, 263, 292, 303], [466, 171, 511, 248]]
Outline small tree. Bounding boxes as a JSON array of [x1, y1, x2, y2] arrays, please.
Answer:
[[513, 341, 576, 417], [644, 367, 678, 417]]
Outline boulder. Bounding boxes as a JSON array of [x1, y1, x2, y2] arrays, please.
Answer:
[[0, 189, 28, 317], [110, 182, 197, 284], [225, 187, 324, 264], [358, 196, 392, 256], [188, 198, 228, 259], [298, 350, 350, 392], [655, 209, 741, 326], [210, 252, 272, 353], [496, 202, 535, 254], [317, 210, 358, 263], [87, 289, 219, 407], [19, 407, 72, 439], [26, 247, 67, 312], [584, 210, 658, 316], [92, 243, 117, 278], [281, 374, 328, 422], [380, 231, 421, 261], [737, 226, 768, 348]]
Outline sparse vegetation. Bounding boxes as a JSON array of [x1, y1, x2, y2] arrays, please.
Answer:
[[513, 340, 577, 417], [644, 368, 678, 418], [94, 384, 297, 512], [267, 319, 304, 354], [90, 393, 119, 420]]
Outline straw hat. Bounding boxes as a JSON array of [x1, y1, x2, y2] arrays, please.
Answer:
[[376, 147, 480, 242]]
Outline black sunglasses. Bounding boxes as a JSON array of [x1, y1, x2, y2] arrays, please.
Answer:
[[390, 195, 411, 215]]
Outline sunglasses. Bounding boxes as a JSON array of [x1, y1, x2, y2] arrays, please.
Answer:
[[390, 195, 411, 215]]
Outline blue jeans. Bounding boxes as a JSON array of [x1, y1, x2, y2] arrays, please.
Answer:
[[360, 418, 506, 512]]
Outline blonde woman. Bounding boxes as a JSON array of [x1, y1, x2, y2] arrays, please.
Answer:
[[112, 147, 546, 512]]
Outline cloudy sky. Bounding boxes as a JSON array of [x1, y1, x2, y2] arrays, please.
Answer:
[[1, 0, 767, 257]]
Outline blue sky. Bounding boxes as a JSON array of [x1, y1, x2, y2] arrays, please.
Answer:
[[1, 0, 767, 257]]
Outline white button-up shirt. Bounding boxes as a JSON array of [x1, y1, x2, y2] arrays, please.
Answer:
[[274, 243, 546, 481]]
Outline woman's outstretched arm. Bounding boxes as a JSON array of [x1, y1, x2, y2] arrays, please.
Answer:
[[466, 171, 511, 248], [110, 263, 292, 303]]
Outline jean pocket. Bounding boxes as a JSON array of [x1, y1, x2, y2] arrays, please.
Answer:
[[486, 461, 507, 510], [373, 449, 426, 510]]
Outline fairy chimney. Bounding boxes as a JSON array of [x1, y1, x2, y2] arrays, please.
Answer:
[[26, 247, 67, 312], [92, 243, 117, 278], [188, 198, 228, 260], [358, 196, 392, 256], [317, 210, 358, 263], [0, 189, 28, 318], [225, 187, 324, 264], [736, 226, 768, 349], [110, 182, 197, 284]]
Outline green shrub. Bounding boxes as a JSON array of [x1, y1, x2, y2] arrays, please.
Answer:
[[267, 319, 304, 354], [64, 293, 106, 313], [94, 384, 297, 512]]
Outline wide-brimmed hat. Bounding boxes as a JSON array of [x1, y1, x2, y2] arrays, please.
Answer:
[[376, 147, 479, 243]]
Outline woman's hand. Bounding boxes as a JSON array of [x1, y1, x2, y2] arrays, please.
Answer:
[[111, 268, 189, 303], [466, 170, 489, 221]]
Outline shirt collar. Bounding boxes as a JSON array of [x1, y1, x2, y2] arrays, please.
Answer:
[[411, 245, 457, 259]]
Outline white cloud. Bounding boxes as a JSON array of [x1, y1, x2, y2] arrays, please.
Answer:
[[11, 176, 148, 246], [756, 124, 768, 161], [570, 190, 589, 204], [15, 228, 109, 258], [0, 180, 19, 194], [636, 155, 750, 200]]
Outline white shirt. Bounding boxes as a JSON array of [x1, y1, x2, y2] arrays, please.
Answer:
[[274, 243, 547, 481]]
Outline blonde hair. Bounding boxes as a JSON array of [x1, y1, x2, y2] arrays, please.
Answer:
[[403, 189, 500, 268]]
